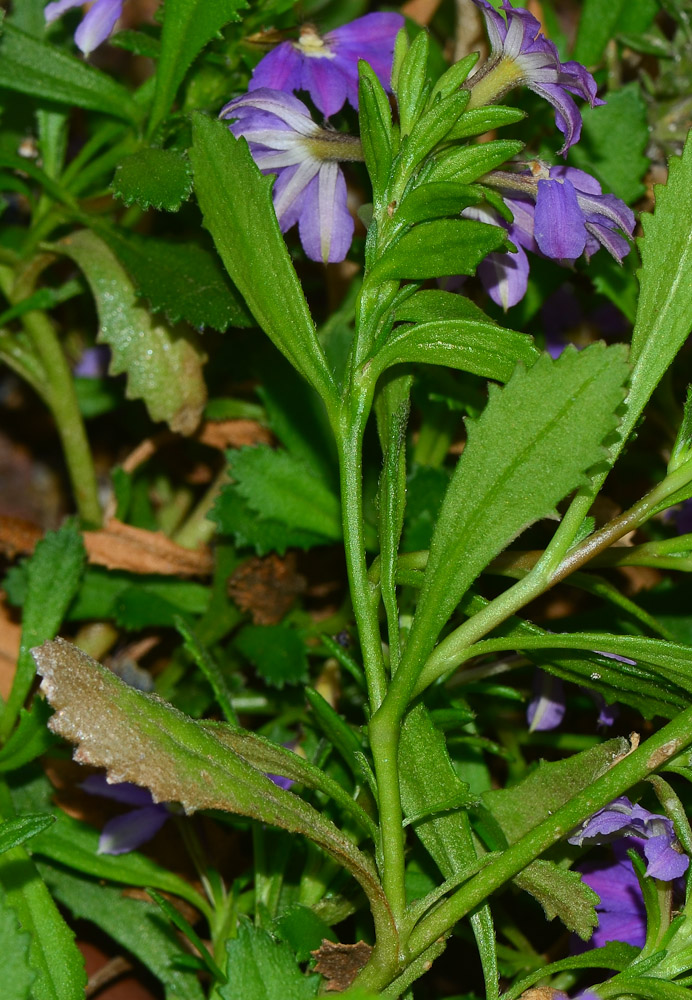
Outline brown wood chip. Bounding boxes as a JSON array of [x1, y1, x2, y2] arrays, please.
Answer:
[[311, 940, 373, 992]]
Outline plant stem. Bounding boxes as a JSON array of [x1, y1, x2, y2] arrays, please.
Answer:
[[356, 706, 692, 993], [23, 308, 102, 527]]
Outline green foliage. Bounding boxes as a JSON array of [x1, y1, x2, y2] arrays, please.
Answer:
[[40, 863, 205, 1000], [0, 520, 85, 740], [190, 114, 335, 403], [112, 147, 193, 212], [0, 814, 55, 855], [219, 921, 320, 1000], [220, 445, 342, 545], [0, 701, 57, 773], [570, 83, 650, 204], [0, 887, 35, 1000], [148, 0, 248, 137], [573, 0, 627, 65], [358, 62, 393, 208], [58, 229, 207, 434], [369, 317, 539, 384], [67, 568, 209, 624], [235, 624, 308, 688], [500, 942, 640, 1000], [0, 841, 86, 1000], [0, 23, 142, 122], [33, 640, 385, 909], [371, 219, 508, 281], [273, 903, 338, 962], [102, 227, 254, 330], [406, 344, 630, 671], [629, 133, 692, 430]]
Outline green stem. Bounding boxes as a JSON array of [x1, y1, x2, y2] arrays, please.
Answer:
[[335, 388, 408, 924], [22, 309, 102, 526], [356, 706, 692, 992]]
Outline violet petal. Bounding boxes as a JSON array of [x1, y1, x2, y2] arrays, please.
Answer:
[[81, 774, 156, 807], [98, 804, 169, 855], [643, 835, 690, 880], [74, 0, 123, 55], [534, 177, 587, 260], [526, 670, 566, 731]]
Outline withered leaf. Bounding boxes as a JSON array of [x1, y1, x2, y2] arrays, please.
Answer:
[[196, 419, 272, 451], [83, 519, 213, 576], [311, 940, 373, 992], [228, 552, 306, 625], [33, 639, 388, 927]]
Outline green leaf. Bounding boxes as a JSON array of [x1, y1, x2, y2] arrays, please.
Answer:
[[0, 700, 58, 773], [396, 30, 430, 137], [100, 226, 253, 331], [513, 860, 598, 939], [0, 814, 55, 855], [425, 141, 523, 185], [0, 520, 85, 740], [430, 53, 479, 101], [39, 863, 205, 1000], [273, 904, 338, 962], [235, 624, 308, 688], [574, 0, 626, 64], [149, 0, 248, 137], [33, 639, 390, 927], [0, 836, 86, 1000], [0, 886, 35, 1000], [358, 62, 393, 207], [399, 90, 471, 176], [219, 921, 320, 1000], [190, 114, 334, 402], [395, 182, 480, 226], [175, 617, 239, 725], [228, 445, 342, 542], [58, 229, 207, 435], [399, 704, 475, 880], [112, 148, 193, 212], [444, 106, 526, 141], [369, 318, 539, 384], [394, 289, 495, 325], [628, 133, 692, 430], [482, 738, 630, 843], [147, 888, 225, 981], [569, 83, 649, 204], [406, 344, 630, 672], [0, 23, 142, 123], [211, 485, 327, 555], [371, 219, 507, 281]]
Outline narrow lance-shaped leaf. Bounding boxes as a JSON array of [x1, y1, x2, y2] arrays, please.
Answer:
[[403, 344, 630, 682], [148, 0, 248, 137], [190, 114, 335, 405], [627, 132, 692, 439], [0, 887, 36, 1000], [33, 639, 394, 942], [0, 520, 85, 740], [0, 23, 142, 123], [57, 229, 207, 435]]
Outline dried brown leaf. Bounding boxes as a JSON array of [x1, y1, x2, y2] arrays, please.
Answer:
[[196, 419, 271, 451], [0, 514, 42, 559], [311, 940, 373, 992], [83, 518, 213, 576], [228, 552, 306, 625]]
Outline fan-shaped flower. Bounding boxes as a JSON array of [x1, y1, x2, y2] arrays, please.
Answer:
[[220, 88, 360, 263], [44, 0, 124, 56], [468, 0, 604, 154], [249, 13, 404, 118]]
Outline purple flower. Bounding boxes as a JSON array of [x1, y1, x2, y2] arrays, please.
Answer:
[[44, 0, 124, 56], [73, 345, 111, 378], [81, 774, 170, 855], [469, 0, 604, 154], [249, 13, 404, 118], [469, 164, 634, 308], [569, 796, 689, 881], [527, 670, 566, 731], [578, 843, 648, 949], [220, 88, 358, 263]]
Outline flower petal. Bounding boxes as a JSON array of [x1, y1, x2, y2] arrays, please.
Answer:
[[534, 177, 587, 260], [74, 0, 123, 55], [249, 43, 303, 95], [298, 162, 353, 263], [300, 58, 349, 118], [98, 804, 169, 855], [81, 774, 156, 807], [44, 0, 84, 23], [643, 835, 690, 880], [527, 671, 566, 731], [478, 244, 530, 310]]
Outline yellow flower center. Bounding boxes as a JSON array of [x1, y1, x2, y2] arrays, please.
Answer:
[[295, 25, 334, 59]]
